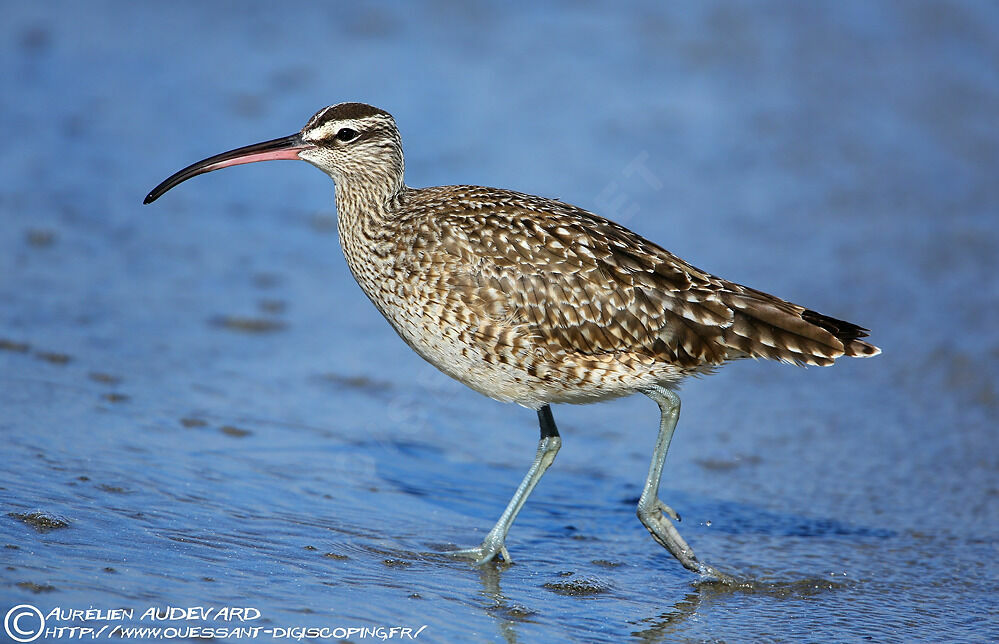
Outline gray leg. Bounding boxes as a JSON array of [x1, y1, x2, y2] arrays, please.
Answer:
[[640, 386, 724, 578], [450, 405, 561, 564]]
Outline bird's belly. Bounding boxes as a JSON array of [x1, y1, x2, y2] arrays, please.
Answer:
[[374, 296, 544, 405], [364, 286, 685, 408]]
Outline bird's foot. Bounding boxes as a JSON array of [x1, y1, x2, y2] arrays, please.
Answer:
[[654, 498, 681, 522], [447, 533, 511, 565], [639, 498, 732, 582]]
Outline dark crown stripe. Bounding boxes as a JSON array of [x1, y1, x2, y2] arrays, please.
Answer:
[[307, 102, 392, 130]]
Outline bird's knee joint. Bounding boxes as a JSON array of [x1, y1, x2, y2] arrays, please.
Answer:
[[539, 435, 561, 455], [659, 395, 681, 416], [643, 387, 681, 415]]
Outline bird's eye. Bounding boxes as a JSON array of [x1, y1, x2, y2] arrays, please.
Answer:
[[335, 128, 358, 142]]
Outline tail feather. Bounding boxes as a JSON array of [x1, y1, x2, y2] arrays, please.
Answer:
[[719, 289, 880, 366], [801, 309, 881, 358]]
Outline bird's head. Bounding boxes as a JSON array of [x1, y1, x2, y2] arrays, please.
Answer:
[[144, 102, 404, 204]]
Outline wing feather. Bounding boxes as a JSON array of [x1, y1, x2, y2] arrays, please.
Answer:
[[413, 186, 878, 371]]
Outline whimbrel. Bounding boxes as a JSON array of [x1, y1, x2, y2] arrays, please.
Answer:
[[145, 103, 880, 577]]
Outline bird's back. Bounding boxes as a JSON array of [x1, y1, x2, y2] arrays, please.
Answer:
[[342, 184, 879, 407]]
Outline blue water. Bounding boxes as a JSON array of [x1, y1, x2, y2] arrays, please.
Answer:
[[2, 1, 997, 642]]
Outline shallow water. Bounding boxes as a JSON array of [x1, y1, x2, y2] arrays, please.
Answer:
[[1, 2, 997, 642]]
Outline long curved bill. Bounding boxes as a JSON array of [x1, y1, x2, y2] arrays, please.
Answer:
[[143, 134, 314, 204]]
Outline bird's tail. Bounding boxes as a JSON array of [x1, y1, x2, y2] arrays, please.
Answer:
[[718, 287, 881, 367]]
